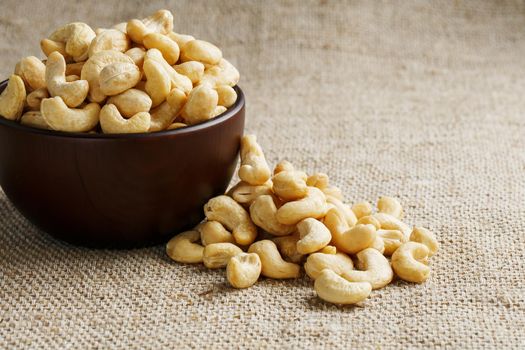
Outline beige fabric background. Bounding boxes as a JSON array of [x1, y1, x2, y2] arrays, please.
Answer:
[[1, 0, 524, 348]]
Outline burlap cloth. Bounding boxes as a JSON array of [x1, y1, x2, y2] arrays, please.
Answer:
[[1, 0, 524, 348]]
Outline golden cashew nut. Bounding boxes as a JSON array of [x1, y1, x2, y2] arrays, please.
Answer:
[[203, 242, 243, 269], [304, 252, 354, 280], [65, 62, 85, 76], [26, 88, 49, 111], [125, 47, 146, 68], [46, 52, 89, 108], [377, 196, 404, 219], [143, 58, 171, 107], [238, 134, 272, 186], [107, 89, 152, 118], [166, 230, 204, 264], [273, 160, 295, 175], [331, 219, 377, 255], [371, 236, 385, 254], [145, 49, 192, 93], [296, 218, 332, 254], [272, 234, 304, 263], [356, 215, 381, 230], [320, 245, 337, 254], [228, 180, 273, 207], [410, 227, 439, 257], [377, 229, 406, 256], [20, 111, 49, 130], [174, 61, 205, 85], [248, 240, 300, 279], [99, 62, 141, 96], [200, 58, 240, 88], [180, 84, 218, 125], [41, 96, 100, 132], [272, 170, 308, 201], [99, 104, 150, 134], [342, 248, 393, 289], [197, 221, 235, 246], [213, 105, 227, 117], [40, 39, 69, 60], [181, 39, 222, 65], [326, 195, 357, 227], [88, 29, 130, 57], [249, 194, 295, 236], [204, 195, 258, 246], [314, 269, 372, 305], [149, 98, 184, 132], [322, 186, 344, 201], [323, 207, 350, 238], [126, 10, 174, 45], [373, 213, 411, 239], [215, 85, 237, 108], [49, 22, 96, 62], [168, 32, 195, 48], [276, 187, 328, 225], [391, 242, 431, 283], [143, 33, 180, 65], [226, 253, 262, 289], [15, 56, 46, 91], [0, 75, 26, 120], [351, 201, 373, 219], [306, 173, 329, 189]]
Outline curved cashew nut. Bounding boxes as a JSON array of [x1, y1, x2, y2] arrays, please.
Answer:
[[378, 196, 404, 219], [127, 10, 174, 45], [166, 230, 204, 264], [248, 240, 300, 279], [249, 194, 295, 236], [200, 58, 240, 88], [304, 252, 354, 280], [174, 61, 205, 85], [273, 160, 295, 175], [351, 201, 373, 219], [373, 213, 411, 239], [330, 215, 377, 254], [391, 242, 430, 283], [107, 89, 152, 118], [204, 195, 258, 246], [212, 105, 227, 117], [356, 215, 381, 230], [0, 75, 26, 121], [40, 39, 69, 60], [377, 229, 406, 256], [143, 33, 180, 65], [197, 221, 235, 246], [100, 104, 150, 134], [276, 187, 328, 225], [145, 49, 192, 93], [20, 111, 49, 130], [203, 242, 243, 269], [272, 234, 304, 263], [322, 186, 344, 201], [168, 32, 195, 48], [238, 134, 272, 186], [99, 62, 141, 96], [306, 172, 329, 189], [326, 195, 357, 227], [15, 56, 46, 91], [342, 248, 393, 289], [215, 85, 237, 108], [125, 47, 146, 68], [410, 227, 439, 257], [46, 52, 89, 107], [314, 269, 372, 305], [180, 84, 218, 125], [88, 29, 130, 57], [41, 96, 100, 132], [371, 236, 385, 254], [272, 170, 308, 201], [296, 218, 332, 254], [228, 180, 273, 207], [27, 88, 50, 111], [323, 207, 350, 237], [320, 245, 337, 254], [149, 99, 183, 132], [181, 39, 222, 65], [49, 22, 96, 62], [227, 253, 262, 289]]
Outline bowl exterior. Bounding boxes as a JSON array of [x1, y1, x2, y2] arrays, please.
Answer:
[[0, 82, 245, 248]]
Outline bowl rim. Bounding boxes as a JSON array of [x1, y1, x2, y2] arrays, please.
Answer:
[[0, 80, 245, 139]]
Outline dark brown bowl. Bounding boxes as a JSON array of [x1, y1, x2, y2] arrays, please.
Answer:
[[0, 80, 245, 248]]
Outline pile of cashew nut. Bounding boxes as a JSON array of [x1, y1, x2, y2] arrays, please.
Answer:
[[0, 9, 240, 133], [167, 135, 440, 305]]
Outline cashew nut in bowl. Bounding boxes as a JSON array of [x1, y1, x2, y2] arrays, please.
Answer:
[[167, 122, 187, 130], [342, 248, 393, 289], [391, 242, 430, 283], [99, 62, 141, 96], [314, 269, 372, 305], [145, 49, 192, 93], [180, 39, 222, 65], [166, 230, 204, 264], [125, 47, 146, 68], [296, 218, 332, 255], [200, 58, 240, 88], [180, 84, 218, 125], [107, 89, 152, 118], [88, 29, 130, 57], [248, 240, 300, 279], [273, 160, 295, 175], [99, 104, 150, 134], [410, 227, 439, 257], [228, 181, 273, 207], [46, 52, 89, 108], [212, 104, 226, 118], [203, 242, 243, 269], [197, 221, 235, 246], [238, 134, 272, 186], [377, 229, 406, 256], [204, 195, 258, 246], [127, 10, 174, 45], [174, 61, 205, 85], [41, 96, 100, 132], [276, 187, 328, 225], [227, 253, 262, 289], [215, 85, 237, 108], [20, 111, 49, 130], [250, 195, 295, 236], [0, 75, 26, 120], [143, 58, 171, 107], [48, 22, 96, 62], [143, 33, 180, 65], [272, 170, 308, 201], [377, 196, 404, 219], [149, 100, 182, 132], [168, 32, 195, 48], [40, 39, 69, 60], [272, 234, 304, 263], [352, 201, 373, 219], [15, 56, 46, 91]]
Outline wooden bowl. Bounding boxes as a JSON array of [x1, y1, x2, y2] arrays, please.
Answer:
[[0, 80, 245, 248]]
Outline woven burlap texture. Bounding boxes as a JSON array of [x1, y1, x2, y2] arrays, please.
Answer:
[[1, 0, 524, 349]]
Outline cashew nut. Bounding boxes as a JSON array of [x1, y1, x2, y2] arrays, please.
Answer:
[[180, 84, 219, 125], [15, 56, 46, 91], [88, 29, 130, 57], [65, 62, 85, 76], [377, 196, 404, 219], [323, 207, 350, 238], [45, 52, 89, 108], [125, 47, 146, 68], [167, 122, 187, 130], [41, 96, 100, 132], [197, 221, 235, 246], [26, 88, 49, 111], [326, 195, 358, 227], [272, 170, 308, 201], [249, 195, 294, 236], [143, 58, 171, 107], [203, 242, 243, 269], [166, 230, 204, 264], [48, 22, 96, 62], [377, 229, 406, 256], [228, 180, 273, 207], [99, 104, 150, 134], [342, 248, 393, 289], [174, 61, 205, 85], [314, 269, 372, 305], [181, 40, 222, 65], [410, 227, 439, 257], [40, 39, 69, 60], [216, 85, 237, 108], [204, 195, 258, 246], [296, 218, 332, 254], [127, 10, 174, 45], [276, 187, 328, 225], [20, 111, 49, 130], [107, 89, 152, 118], [272, 234, 304, 263], [226, 252, 262, 289], [306, 173, 329, 189], [320, 245, 337, 254], [371, 236, 385, 254], [391, 242, 430, 283], [331, 221, 377, 255], [200, 58, 240, 87], [214, 103, 227, 116], [356, 215, 381, 230], [239, 134, 271, 186], [145, 49, 192, 94], [248, 240, 300, 279], [273, 160, 295, 174], [0, 75, 26, 121], [352, 201, 373, 219], [99, 62, 141, 96], [373, 212, 411, 239], [168, 32, 195, 48], [149, 99, 182, 132], [322, 186, 344, 201], [304, 252, 354, 280], [143, 33, 180, 65]]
